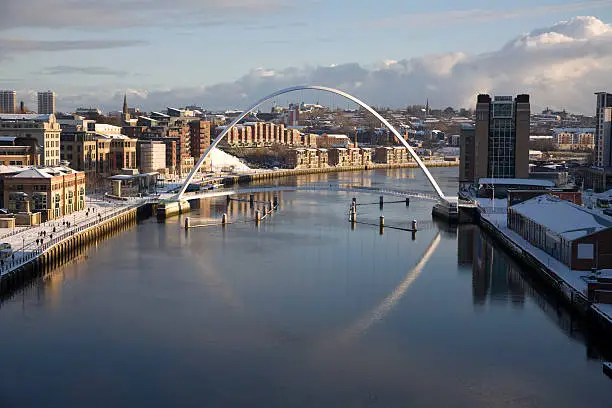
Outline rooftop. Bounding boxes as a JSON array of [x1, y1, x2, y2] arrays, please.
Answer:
[[0, 114, 53, 122], [478, 178, 555, 188], [511, 195, 612, 240]]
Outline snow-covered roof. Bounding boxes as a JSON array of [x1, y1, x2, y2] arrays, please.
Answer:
[[0, 165, 28, 174], [9, 166, 78, 179], [478, 178, 555, 188], [0, 114, 53, 121], [94, 132, 129, 140], [511, 195, 612, 240]]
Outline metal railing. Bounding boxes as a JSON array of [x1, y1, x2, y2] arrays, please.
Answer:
[[0, 199, 155, 277]]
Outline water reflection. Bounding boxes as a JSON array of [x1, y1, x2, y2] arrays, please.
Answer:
[[458, 225, 593, 348]]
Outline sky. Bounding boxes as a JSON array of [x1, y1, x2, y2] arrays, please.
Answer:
[[1, 0, 612, 113]]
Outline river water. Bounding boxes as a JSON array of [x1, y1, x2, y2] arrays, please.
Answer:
[[1, 167, 611, 407]]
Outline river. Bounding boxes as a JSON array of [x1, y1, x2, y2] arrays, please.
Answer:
[[0, 167, 611, 407]]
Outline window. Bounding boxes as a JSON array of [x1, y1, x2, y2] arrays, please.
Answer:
[[577, 244, 594, 260]]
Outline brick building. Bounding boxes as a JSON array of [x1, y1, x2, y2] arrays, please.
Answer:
[[508, 195, 612, 271]]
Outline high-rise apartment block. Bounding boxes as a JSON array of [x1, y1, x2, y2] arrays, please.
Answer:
[[595, 92, 612, 168], [37, 91, 56, 114], [461, 94, 530, 185], [0, 90, 17, 114]]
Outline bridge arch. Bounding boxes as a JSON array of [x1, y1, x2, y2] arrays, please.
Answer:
[[177, 85, 446, 200]]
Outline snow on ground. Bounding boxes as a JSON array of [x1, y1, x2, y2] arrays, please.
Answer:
[[480, 212, 612, 297], [209, 147, 250, 172]]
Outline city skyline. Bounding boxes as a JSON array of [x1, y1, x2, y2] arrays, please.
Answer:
[[1, 1, 612, 112]]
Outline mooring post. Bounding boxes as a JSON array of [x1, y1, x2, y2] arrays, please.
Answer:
[[255, 210, 261, 223], [352, 197, 357, 206], [379, 195, 384, 209], [184, 217, 190, 230], [406, 197, 410, 207], [273, 195, 278, 208], [412, 219, 418, 231], [222, 213, 228, 226], [226, 195, 231, 204], [249, 194, 255, 208], [380, 215, 385, 228]]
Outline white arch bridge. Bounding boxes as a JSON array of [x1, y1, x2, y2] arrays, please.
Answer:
[[176, 85, 452, 204], [173, 185, 440, 203]]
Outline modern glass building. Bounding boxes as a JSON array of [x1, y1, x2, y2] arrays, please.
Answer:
[[466, 94, 530, 184], [595, 92, 612, 169]]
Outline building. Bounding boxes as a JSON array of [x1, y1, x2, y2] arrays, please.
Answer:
[[0, 90, 17, 114], [508, 195, 612, 271], [189, 120, 211, 159], [553, 128, 595, 150], [374, 147, 394, 164], [459, 124, 475, 184], [287, 148, 328, 169], [0, 114, 61, 166], [139, 141, 166, 173], [0, 136, 38, 166], [37, 91, 56, 115], [3, 166, 86, 220], [595, 92, 612, 168], [467, 94, 530, 185], [328, 148, 350, 167]]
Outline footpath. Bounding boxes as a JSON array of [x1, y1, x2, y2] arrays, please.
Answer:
[[0, 196, 151, 277]]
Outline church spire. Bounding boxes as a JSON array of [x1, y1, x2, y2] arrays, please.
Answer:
[[122, 93, 128, 115]]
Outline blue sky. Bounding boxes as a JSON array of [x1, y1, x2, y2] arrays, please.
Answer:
[[1, 0, 612, 111]]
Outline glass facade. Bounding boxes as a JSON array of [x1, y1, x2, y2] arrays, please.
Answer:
[[488, 99, 516, 178]]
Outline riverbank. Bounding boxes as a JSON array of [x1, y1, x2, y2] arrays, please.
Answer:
[[0, 199, 154, 294], [215, 160, 458, 187], [477, 207, 612, 337]]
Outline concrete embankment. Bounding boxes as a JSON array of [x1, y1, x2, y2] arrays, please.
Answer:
[[477, 212, 612, 337], [0, 203, 154, 296]]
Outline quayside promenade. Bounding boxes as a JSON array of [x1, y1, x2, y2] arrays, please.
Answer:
[[0, 196, 154, 289], [475, 200, 612, 336]]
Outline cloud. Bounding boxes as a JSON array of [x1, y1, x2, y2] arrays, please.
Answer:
[[0, 38, 147, 53], [0, 0, 292, 30], [53, 16, 612, 115], [37, 66, 128, 76], [366, 0, 612, 28]]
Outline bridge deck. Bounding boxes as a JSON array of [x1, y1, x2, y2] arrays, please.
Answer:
[[165, 185, 442, 202]]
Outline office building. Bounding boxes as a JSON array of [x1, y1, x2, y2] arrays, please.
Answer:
[[0, 90, 17, 114], [0, 114, 62, 166], [465, 94, 530, 184], [595, 92, 612, 168], [37, 91, 56, 114]]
